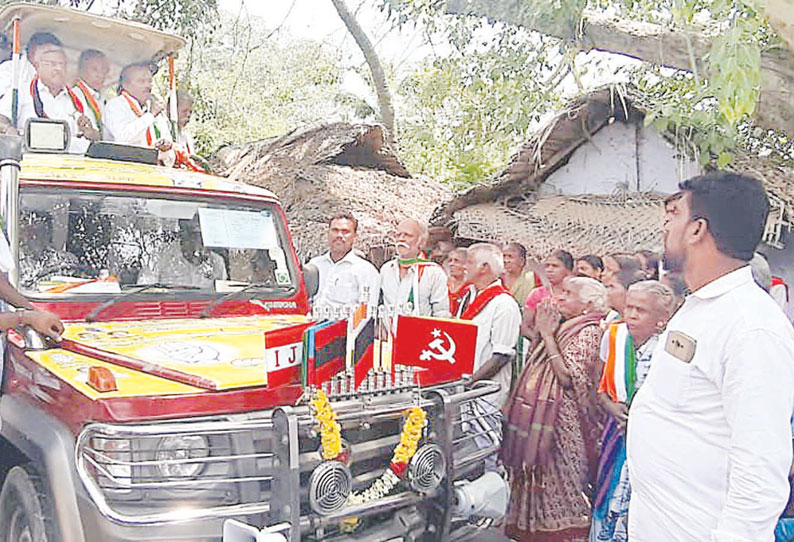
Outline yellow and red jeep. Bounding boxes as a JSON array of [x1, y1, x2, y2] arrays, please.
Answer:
[[0, 5, 507, 542]]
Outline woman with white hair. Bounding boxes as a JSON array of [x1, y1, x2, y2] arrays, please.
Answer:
[[503, 276, 608, 542], [591, 280, 675, 542]]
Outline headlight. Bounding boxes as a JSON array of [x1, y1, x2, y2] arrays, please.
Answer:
[[155, 435, 210, 479], [92, 437, 132, 491]]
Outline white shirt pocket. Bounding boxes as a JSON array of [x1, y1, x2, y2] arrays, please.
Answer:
[[648, 348, 693, 409], [327, 272, 359, 305]]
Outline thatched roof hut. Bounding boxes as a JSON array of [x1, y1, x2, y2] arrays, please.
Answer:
[[434, 88, 794, 259], [215, 123, 451, 264]]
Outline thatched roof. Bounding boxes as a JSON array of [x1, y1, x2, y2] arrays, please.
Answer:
[[436, 87, 794, 257], [215, 123, 450, 262]]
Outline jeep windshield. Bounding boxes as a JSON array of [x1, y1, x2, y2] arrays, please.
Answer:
[[19, 189, 297, 297]]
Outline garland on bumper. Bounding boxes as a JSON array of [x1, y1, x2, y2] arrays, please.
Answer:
[[310, 390, 342, 460], [309, 390, 428, 505], [347, 406, 427, 506]]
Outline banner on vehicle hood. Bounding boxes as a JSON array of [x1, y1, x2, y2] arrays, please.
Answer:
[[25, 315, 311, 400]]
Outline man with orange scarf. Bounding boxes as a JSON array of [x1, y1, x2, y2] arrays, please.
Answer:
[[104, 62, 174, 163], [380, 219, 449, 318], [72, 49, 110, 140]]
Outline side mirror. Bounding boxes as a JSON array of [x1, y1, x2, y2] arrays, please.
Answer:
[[303, 263, 319, 299], [24, 118, 70, 152]]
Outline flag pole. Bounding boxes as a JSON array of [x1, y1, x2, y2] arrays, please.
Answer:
[[10, 16, 21, 128], [167, 53, 177, 140]]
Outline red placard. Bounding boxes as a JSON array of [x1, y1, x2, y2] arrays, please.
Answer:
[[264, 322, 313, 388], [391, 315, 477, 386]]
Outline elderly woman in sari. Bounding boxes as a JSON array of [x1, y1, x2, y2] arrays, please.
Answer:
[[503, 276, 608, 542], [590, 281, 675, 542]]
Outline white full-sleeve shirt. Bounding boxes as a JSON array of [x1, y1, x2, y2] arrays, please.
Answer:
[[308, 250, 380, 314], [627, 266, 794, 542], [0, 79, 90, 153], [380, 259, 450, 318], [104, 93, 172, 148]]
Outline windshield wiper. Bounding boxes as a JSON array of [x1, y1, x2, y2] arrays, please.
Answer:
[[85, 283, 202, 323], [199, 283, 293, 319]]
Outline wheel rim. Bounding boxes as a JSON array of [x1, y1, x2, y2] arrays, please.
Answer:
[[8, 502, 34, 542]]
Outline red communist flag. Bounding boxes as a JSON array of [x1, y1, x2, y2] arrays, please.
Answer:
[[391, 315, 478, 386]]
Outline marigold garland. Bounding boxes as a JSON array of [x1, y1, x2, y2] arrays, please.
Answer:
[[310, 390, 342, 460], [347, 406, 427, 506], [310, 391, 428, 509]]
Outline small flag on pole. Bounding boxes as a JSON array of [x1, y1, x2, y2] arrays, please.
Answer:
[[310, 319, 348, 387], [391, 315, 477, 387]]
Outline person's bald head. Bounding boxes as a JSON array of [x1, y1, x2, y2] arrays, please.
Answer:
[[119, 62, 153, 104], [395, 219, 428, 259], [78, 49, 110, 91]]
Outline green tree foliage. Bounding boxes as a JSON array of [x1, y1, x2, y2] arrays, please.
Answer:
[[390, 0, 792, 171], [0, 0, 219, 45], [176, 13, 368, 156], [395, 19, 565, 186]]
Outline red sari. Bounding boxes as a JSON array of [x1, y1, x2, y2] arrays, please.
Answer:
[[502, 313, 604, 542]]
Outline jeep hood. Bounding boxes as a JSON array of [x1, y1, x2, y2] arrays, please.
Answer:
[[25, 316, 311, 400]]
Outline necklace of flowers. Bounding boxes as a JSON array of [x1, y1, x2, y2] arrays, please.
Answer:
[[309, 390, 428, 505]]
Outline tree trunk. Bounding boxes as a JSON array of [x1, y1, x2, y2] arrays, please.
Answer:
[[331, 0, 396, 146], [446, 0, 794, 132]]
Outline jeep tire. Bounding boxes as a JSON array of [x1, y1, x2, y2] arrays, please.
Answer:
[[0, 465, 53, 542]]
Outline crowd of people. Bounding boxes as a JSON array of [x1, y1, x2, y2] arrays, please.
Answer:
[[308, 171, 794, 542], [0, 32, 198, 166]]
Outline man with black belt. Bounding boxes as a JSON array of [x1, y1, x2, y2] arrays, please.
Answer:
[[627, 172, 794, 542]]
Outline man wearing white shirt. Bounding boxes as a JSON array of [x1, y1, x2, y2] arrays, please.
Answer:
[[456, 242, 520, 407], [0, 46, 99, 153], [627, 172, 794, 542], [380, 219, 449, 317], [104, 63, 173, 162], [308, 212, 379, 316], [0, 32, 61, 101], [72, 49, 110, 139]]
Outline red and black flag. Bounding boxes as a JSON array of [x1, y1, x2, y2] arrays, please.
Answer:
[[351, 316, 375, 388], [309, 319, 348, 387]]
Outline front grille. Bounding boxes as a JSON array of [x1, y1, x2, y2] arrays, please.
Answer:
[[76, 380, 503, 536]]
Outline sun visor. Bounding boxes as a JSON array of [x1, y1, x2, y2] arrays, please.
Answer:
[[0, 3, 185, 83]]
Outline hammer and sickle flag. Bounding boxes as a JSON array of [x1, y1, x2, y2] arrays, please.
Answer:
[[392, 315, 477, 386]]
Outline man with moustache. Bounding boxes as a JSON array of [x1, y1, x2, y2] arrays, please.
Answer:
[[0, 45, 99, 152], [0, 32, 62, 100], [380, 219, 449, 317], [104, 62, 173, 158], [626, 172, 794, 542], [308, 212, 379, 315]]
